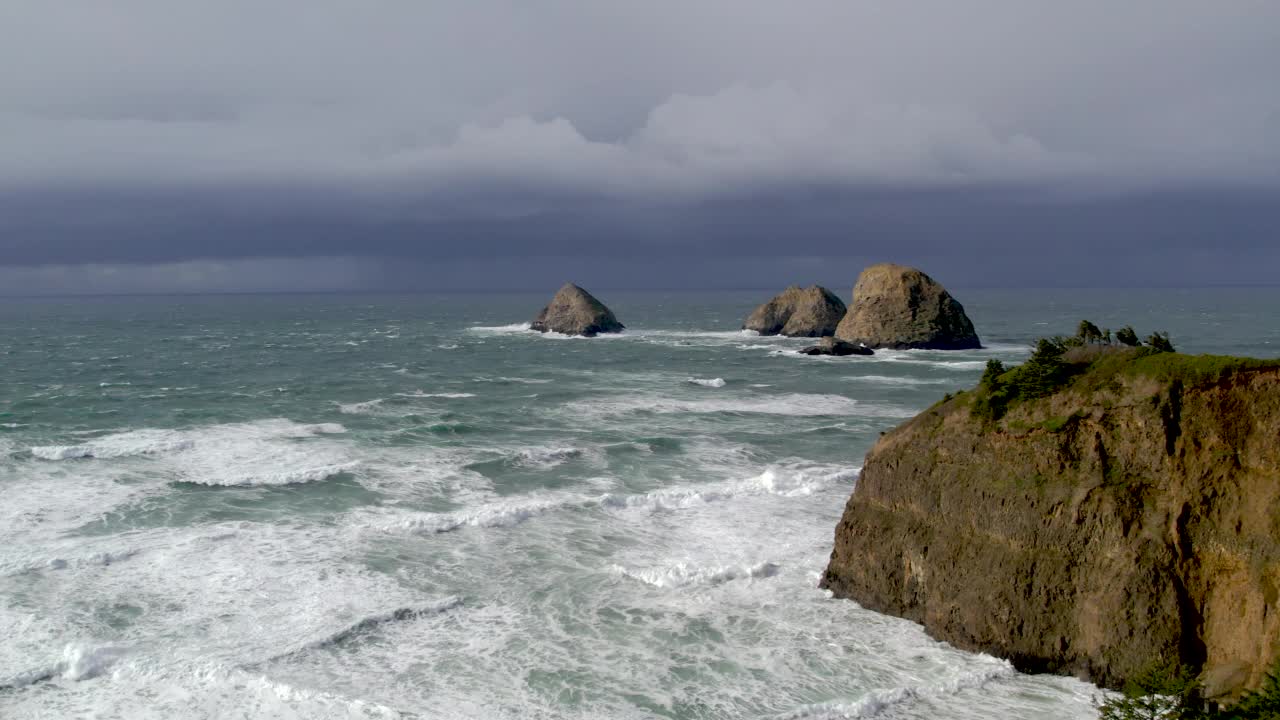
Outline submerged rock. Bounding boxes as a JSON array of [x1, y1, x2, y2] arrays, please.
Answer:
[[798, 337, 873, 356], [530, 283, 624, 337], [820, 349, 1280, 700], [743, 285, 847, 337], [834, 264, 980, 350]]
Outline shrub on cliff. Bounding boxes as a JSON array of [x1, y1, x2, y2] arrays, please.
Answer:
[[1096, 660, 1280, 719], [971, 322, 1180, 422], [1146, 332, 1176, 354], [1078, 320, 1104, 344]]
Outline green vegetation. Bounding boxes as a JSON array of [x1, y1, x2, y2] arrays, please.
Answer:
[[1097, 660, 1280, 719], [967, 321, 1279, 424], [1147, 332, 1176, 354], [967, 316, 1280, 422]]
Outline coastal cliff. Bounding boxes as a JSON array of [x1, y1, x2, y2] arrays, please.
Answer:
[[821, 346, 1280, 699]]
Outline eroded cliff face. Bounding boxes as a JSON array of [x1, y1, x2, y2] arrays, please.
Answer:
[[821, 356, 1280, 699]]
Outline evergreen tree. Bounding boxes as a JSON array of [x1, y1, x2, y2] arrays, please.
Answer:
[[1146, 332, 1176, 353], [1077, 320, 1104, 344], [1116, 326, 1140, 346]]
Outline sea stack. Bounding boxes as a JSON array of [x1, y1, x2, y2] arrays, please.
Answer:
[[530, 283, 624, 337], [743, 285, 847, 337], [834, 264, 980, 349], [798, 337, 874, 356], [820, 346, 1280, 700]]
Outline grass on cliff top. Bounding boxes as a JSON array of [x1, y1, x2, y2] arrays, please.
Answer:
[[966, 322, 1280, 423]]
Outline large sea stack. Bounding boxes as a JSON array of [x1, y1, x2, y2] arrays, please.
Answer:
[[820, 346, 1280, 700], [834, 264, 980, 349], [530, 283, 624, 337], [743, 285, 847, 337]]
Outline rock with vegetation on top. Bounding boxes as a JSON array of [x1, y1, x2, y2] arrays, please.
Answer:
[[820, 337, 1280, 702], [798, 337, 874, 356], [834, 263, 980, 349], [743, 285, 847, 337], [530, 283, 624, 337]]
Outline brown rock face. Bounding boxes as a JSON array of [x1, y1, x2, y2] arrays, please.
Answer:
[[820, 354, 1280, 699], [743, 285, 847, 337], [530, 283, 624, 337], [834, 264, 979, 349]]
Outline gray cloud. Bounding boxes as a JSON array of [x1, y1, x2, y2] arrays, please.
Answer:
[[1, 1, 1278, 290]]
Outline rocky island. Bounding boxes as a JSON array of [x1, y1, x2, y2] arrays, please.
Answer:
[[834, 263, 980, 349], [821, 328, 1280, 702], [531, 283, 624, 337], [743, 285, 847, 337]]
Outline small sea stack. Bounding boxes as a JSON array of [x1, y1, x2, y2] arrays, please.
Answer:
[[834, 264, 980, 350], [743, 285, 847, 337], [798, 337, 873, 356], [530, 283, 624, 337]]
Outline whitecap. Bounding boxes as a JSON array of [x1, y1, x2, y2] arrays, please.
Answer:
[[362, 463, 859, 536], [382, 498, 564, 535], [611, 560, 780, 589], [31, 429, 196, 460], [337, 399, 385, 415], [512, 446, 583, 468], [27, 420, 356, 488], [609, 558, 778, 586], [843, 375, 952, 386], [466, 323, 532, 333], [776, 658, 1016, 719], [686, 377, 726, 388], [565, 393, 912, 419], [274, 596, 463, 659], [1, 642, 129, 689], [181, 460, 358, 487]]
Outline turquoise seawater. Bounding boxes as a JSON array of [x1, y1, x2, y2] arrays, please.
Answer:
[[2, 288, 1277, 719]]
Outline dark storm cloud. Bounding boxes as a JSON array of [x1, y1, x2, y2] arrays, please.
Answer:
[[1, 1, 1278, 292]]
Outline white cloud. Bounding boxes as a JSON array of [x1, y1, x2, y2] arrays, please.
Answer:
[[0, 1, 1277, 195]]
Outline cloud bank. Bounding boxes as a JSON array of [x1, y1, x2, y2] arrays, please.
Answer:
[[1, 1, 1278, 290]]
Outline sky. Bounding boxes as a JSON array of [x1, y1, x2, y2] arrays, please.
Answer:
[[2, 1, 1278, 294]]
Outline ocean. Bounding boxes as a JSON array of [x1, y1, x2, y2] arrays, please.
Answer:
[[2, 288, 1277, 720]]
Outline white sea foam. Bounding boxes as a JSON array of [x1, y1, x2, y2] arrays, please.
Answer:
[[640, 329, 762, 340], [185, 460, 358, 487], [686, 377, 726, 388], [387, 500, 560, 534], [474, 376, 552, 385], [512, 446, 584, 469], [776, 658, 1016, 718], [337, 398, 386, 415], [298, 423, 347, 435], [566, 393, 912, 419], [393, 391, 476, 399], [31, 429, 196, 460], [0, 643, 128, 689], [278, 596, 463, 658], [367, 462, 860, 540], [844, 375, 953, 386], [25, 420, 356, 488], [611, 560, 780, 588], [466, 323, 533, 333], [29, 548, 143, 574]]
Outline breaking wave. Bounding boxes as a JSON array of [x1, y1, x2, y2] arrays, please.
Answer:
[[776, 659, 1016, 718], [611, 560, 780, 589], [368, 464, 860, 536]]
